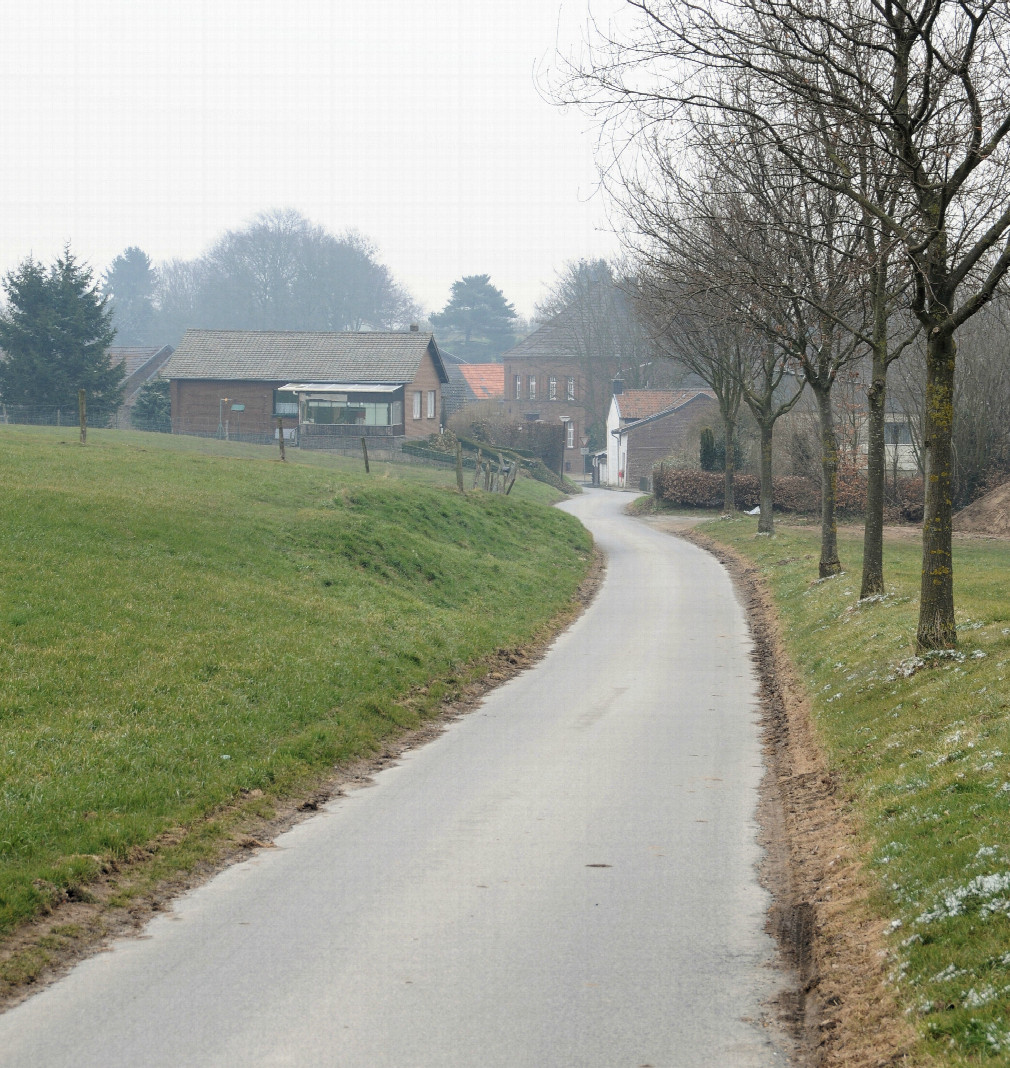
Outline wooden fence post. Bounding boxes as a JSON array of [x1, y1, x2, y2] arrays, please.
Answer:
[[78, 390, 86, 444], [361, 436, 370, 474], [455, 442, 465, 493], [277, 418, 286, 462], [472, 448, 482, 490]]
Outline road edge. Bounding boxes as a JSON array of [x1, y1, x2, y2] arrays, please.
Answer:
[[677, 527, 921, 1068]]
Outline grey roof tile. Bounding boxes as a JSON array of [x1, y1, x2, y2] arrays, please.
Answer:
[[163, 329, 445, 384]]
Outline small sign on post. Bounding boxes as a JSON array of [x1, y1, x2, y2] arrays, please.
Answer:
[[78, 389, 86, 445]]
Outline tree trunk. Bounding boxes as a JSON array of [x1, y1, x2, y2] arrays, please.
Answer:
[[917, 328, 957, 649], [757, 418, 775, 534], [814, 385, 842, 577], [722, 413, 736, 513], [860, 366, 887, 598]]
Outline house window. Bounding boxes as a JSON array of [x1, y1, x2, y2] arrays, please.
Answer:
[[427, 390, 436, 418], [885, 421, 912, 445], [528, 375, 536, 400], [566, 376, 575, 401], [565, 420, 575, 449], [515, 374, 522, 400], [302, 399, 399, 426], [412, 391, 422, 420], [549, 376, 557, 400], [273, 389, 298, 417]]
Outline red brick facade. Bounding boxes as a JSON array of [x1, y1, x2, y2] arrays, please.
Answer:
[[402, 351, 444, 440], [501, 356, 587, 475], [170, 379, 296, 438]]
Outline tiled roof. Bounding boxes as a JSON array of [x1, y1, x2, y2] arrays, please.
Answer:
[[617, 390, 713, 421], [108, 347, 166, 378], [501, 318, 578, 360], [163, 329, 446, 384], [459, 363, 504, 399]]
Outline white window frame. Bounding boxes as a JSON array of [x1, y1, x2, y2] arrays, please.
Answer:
[[566, 376, 575, 401], [528, 375, 536, 401], [412, 390, 422, 420], [515, 374, 522, 400], [566, 420, 575, 449], [549, 376, 557, 400], [426, 389, 436, 418]]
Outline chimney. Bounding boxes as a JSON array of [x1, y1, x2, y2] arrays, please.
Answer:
[[612, 376, 624, 395], [409, 323, 420, 332]]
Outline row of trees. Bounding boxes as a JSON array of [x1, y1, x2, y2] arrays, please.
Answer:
[[556, 0, 1010, 650]]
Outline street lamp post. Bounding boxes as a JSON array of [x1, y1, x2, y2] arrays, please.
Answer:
[[218, 397, 229, 439]]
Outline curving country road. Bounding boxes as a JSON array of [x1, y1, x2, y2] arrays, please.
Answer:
[[0, 489, 794, 1067]]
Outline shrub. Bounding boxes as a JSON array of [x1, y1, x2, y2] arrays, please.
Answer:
[[652, 468, 759, 509], [653, 464, 924, 518]]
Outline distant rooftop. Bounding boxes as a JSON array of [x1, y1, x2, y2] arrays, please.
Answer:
[[616, 389, 714, 421], [458, 363, 504, 399]]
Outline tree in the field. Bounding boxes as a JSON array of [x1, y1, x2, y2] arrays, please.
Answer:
[[430, 274, 518, 359], [102, 246, 156, 346], [130, 378, 171, 433], [0, 248, 122, 413]]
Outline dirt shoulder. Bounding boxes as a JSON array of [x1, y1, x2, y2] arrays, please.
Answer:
[[0, 545, 607, 1014], [678, 527, 921, 1068]]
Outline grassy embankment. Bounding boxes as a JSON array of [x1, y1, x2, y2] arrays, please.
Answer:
[[699, 516, 1010, 1065], [0, 427, 591, 953]]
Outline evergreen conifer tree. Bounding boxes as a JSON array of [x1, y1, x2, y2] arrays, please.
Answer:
[[431, 274, 517, 359], [0, 248, 122, 414]]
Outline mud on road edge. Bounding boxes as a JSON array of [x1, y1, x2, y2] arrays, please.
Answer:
[[0, 545, 607, 1015], [681, 528, 921, 1068]]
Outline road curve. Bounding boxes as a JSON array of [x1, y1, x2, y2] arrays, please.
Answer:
[[0, 489, 793, 1067]]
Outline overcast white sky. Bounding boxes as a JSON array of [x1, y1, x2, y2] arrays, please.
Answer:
[[1, 0, 627, 319]]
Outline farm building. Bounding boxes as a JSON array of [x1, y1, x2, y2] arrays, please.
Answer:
[[604, 387, 717, 489], [163, 328, 448, 448]]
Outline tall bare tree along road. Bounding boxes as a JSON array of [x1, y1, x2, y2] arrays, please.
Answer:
[[0, 491, 795, 1067]]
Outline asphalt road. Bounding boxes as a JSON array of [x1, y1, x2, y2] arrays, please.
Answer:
[[0, 489, 793, 1067]]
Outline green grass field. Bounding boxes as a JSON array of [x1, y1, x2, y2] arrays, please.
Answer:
[[699, 516, 1010, 1064], [0, 426, 591, 942]]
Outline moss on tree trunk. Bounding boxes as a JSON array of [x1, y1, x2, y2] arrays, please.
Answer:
[[917, 328, 957, 649]]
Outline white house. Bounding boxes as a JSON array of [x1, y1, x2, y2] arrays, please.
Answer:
[[604, 387, 717, 488]]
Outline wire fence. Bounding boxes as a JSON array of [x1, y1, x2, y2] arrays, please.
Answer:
[[0, 403, 168, 433], [0, 404, 438, 466]]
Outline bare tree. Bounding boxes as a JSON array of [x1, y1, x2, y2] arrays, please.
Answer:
[[152, 210, 419, 343], [620, 175, 805, 531], [637, 278, 746, 512]]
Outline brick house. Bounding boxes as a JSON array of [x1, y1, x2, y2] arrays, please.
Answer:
[[163, 328, 448, 447], [604, 388, 717, 489], [501, 321, 591, 476]]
